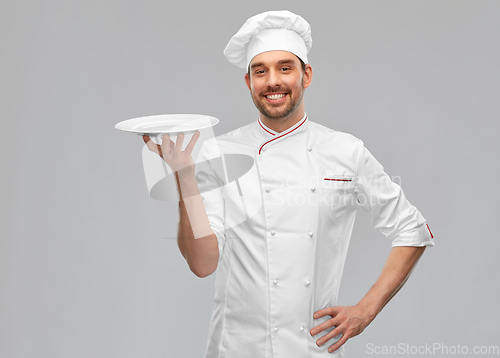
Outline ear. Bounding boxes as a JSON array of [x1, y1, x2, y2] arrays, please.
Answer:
[[302, 64, 313, 89], [244, 73, 251, 91]]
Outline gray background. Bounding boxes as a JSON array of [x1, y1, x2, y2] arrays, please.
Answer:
[[1, 0, 499, 357]]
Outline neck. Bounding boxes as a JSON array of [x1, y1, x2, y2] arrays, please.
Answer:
[[259, 107, 306, 133]]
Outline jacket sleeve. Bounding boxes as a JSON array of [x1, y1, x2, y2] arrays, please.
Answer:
[[354, 141, 435, 247], [194, 139, 227, 261]]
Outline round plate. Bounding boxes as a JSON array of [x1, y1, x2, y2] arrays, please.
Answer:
[[115, 114, 219, 135]]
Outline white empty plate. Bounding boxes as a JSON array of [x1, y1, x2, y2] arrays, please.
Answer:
[[115, 114, 219, 135]]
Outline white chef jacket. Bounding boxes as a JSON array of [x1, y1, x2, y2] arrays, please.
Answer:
[[194, 114, 435, 358]]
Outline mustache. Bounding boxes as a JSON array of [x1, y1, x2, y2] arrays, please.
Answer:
[[260, 87, 290, 94]]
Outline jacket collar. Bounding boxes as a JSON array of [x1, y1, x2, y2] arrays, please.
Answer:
[[257, 113, 308, 137], [256, 114, 309, 154]]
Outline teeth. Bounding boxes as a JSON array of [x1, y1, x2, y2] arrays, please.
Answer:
[[266, 93, 285, 100]]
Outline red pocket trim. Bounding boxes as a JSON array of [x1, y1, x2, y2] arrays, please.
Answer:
[[324, 178, 352, 182]]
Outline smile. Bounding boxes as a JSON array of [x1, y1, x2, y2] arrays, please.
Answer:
[[264, 93, 287, 102]]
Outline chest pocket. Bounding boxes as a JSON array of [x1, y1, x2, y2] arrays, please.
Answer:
[[319, 174, 356, 217]]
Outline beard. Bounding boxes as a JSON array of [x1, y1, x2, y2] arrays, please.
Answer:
[[250, 78, 305, 121]]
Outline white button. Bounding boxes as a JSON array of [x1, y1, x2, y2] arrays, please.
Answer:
[[271, 231, 276, 236], [262, 147, 267, 152], [300, 326, 305, 332], [308, 148, 312, 152], [273, 327, 279, 332], [308, 232, 313, 237], [305, 280, 310, 286], [311, 187, 316, 192], [265, 188, 270, 193], [273, 280, 278, 285]]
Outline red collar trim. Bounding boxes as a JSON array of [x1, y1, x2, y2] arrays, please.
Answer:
[[258, 118, 276, 136], [258, 116, 308, 155]]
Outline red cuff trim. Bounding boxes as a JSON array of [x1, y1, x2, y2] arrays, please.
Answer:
[[426, 224, 434, 239]]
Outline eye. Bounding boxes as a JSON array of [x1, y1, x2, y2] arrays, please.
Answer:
[[280, 67, 291, 72], [254, 69, 265, 75]]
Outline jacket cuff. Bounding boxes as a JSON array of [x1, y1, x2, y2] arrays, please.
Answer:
[[391, 223, 435, 247]]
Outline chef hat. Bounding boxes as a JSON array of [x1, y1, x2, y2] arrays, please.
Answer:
[[223, 10, 312, 70]]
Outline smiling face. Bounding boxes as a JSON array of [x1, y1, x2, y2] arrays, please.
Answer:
[[245, 50, 312, 123]]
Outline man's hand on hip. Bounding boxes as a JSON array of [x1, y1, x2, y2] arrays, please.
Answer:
[[310, 304, 374, 353]]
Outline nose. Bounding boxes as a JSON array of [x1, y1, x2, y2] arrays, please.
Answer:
[[266, 68, 282, 87]]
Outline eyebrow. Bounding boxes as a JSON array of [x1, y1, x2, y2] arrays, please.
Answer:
[[250, 59, 296, 71]]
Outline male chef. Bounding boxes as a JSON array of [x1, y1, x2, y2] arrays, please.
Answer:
[[143, 10, 435, 358]]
